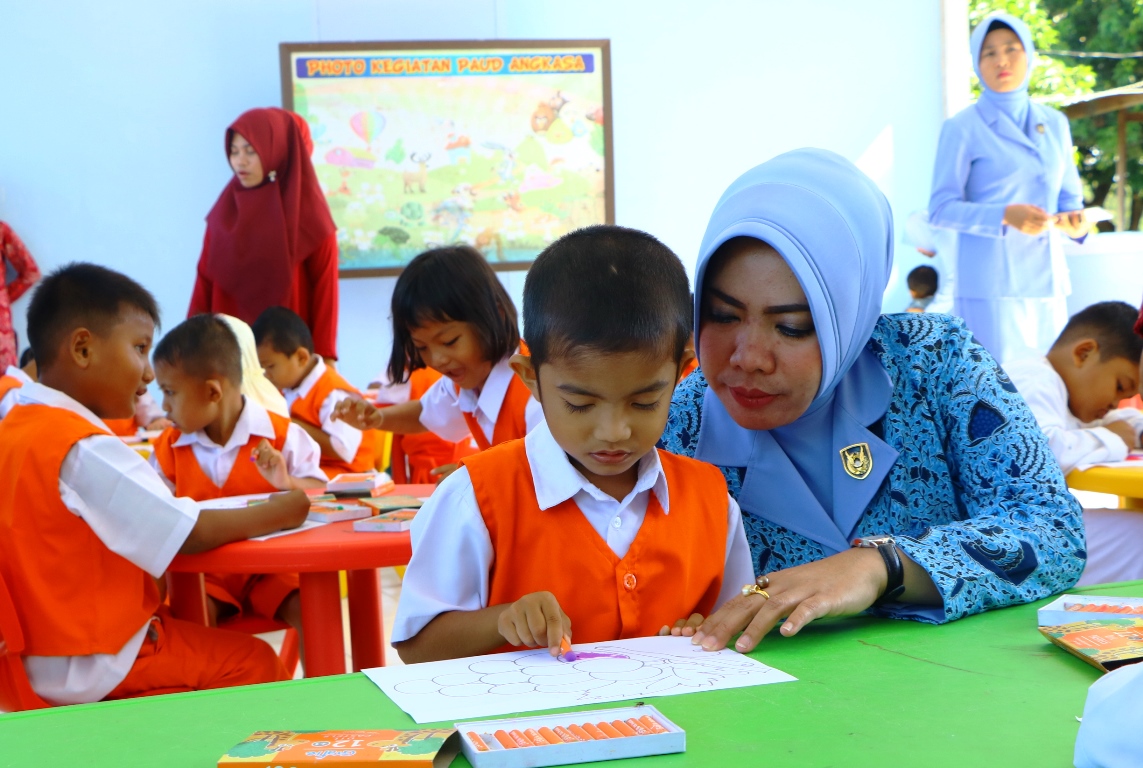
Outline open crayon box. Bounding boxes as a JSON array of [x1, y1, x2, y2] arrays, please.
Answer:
[[1037, 594, 1143, 627], [455, 705, 683, 768]]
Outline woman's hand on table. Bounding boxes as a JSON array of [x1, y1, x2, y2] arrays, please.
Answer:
[[1003, 204, 1050, 235], [332, 395, 385, 431], [1053, 210, 1092, 239], [693, 547, 889, 652], [659, 613, 704, 637]]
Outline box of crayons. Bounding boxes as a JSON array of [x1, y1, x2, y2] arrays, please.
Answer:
[[454, 705, 683, 768], [217, 728, 458, 766], [1036, 594, 1143, 627]]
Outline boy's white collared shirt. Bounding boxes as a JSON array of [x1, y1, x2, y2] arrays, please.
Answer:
[[417, 353, 544, 444], [149, 398, 326, 489], [12, 381, 201, 705], [0, 364, 34, 418], [1005, 356, 1143, 474], [282, 357, 362, 464], [390, 420, 753, 644]]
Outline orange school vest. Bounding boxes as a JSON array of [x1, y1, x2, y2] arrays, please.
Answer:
[[0, 374, 23, 403], [104, 417, 138, 437], [464, 441, 729, 645], [151, 411, 291, 500], [0, 404, 161, 656], [460, 374, 533, 452], [396, 368, 461, 483], [290, 366, 377, 476]]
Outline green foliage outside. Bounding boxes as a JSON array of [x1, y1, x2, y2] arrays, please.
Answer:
[[970, 1, 1143, 228]]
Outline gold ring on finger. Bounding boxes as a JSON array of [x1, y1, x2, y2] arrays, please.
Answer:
[[756, 574, 771, 589], [741, 584, 770, 599]]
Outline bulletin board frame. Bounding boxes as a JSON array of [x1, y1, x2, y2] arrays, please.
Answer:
[[280, 39, 614, 277]]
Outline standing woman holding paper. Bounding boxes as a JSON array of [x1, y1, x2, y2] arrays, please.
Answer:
[[928, 12, 1089, 365], [189, 107, 341, 360]]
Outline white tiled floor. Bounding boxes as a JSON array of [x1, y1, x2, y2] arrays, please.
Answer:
[[260, 566, 405, 678]]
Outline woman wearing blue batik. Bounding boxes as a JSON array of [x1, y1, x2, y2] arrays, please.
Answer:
[[928, 12, 1089, 365], [660, 148, 1085, 654]]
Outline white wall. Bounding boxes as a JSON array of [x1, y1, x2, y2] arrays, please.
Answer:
[[0, 0, 947, 387]]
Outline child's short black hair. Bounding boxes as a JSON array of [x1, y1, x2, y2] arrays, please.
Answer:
[[523, 225, 691, 369], [1054, 301, 1143, 364], [18, 348, 34, 369], [26, 262, 159, 371], [388, 246, 519, 384], [252, 306, 314, 356], [153, 314, 243, 385], [907, 265, 938, 298]]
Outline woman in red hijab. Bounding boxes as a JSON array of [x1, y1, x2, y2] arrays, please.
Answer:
[[189, 107, 340, 359]]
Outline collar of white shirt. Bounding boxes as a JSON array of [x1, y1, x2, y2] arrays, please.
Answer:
[[457, 354, 515, 421], [524, 419, 670, 514], [16, 381, 112, 431], [284, 358, 327, 407], [172, 397, 274, 451], [4, 365, 34, 386]]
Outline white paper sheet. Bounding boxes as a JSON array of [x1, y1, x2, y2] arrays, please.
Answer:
[[362, 635, 796, 723], [194, 494, 327, 541]]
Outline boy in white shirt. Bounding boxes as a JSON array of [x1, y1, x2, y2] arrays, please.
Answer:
[[1005, 300, 1143, 586]]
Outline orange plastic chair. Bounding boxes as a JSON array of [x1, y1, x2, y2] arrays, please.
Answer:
[[0, 572, 51, 711], [217, 616, 300, 678]]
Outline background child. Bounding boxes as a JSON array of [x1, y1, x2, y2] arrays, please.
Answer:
[[333, 246, 542, 480], [0, 341, 34, 419], [253, 306, 376, 478], [0, 263, 308, 705], [906, 265, 938, 313], [151, 314, 327, 631], [390, 226, 753, 664]]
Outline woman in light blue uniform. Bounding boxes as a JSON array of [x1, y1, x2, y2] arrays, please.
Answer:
[[928, 12, 1089, 365], [660, 148, 1084, 653]]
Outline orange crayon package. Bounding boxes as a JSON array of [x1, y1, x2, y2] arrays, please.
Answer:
[[218, 729, 459, 767]]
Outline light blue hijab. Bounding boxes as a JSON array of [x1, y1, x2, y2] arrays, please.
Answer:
[[692, 149, 897, 554], [972, 12, 1036, 138]]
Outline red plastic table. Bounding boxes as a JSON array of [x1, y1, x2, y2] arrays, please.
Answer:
[[166, 484, 434, 677]]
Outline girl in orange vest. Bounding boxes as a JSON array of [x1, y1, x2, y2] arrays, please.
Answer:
[[389, 228, 753, 663], [333, 246, 542, 475]]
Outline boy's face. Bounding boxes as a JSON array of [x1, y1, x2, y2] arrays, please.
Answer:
[[514, 349, 679, 500], [1061, 339, 1140, 423], [257, 343, 310, 391], [154, 361, 223, 434], [409, 320, 494, 391], [81, 309, 155, 420]]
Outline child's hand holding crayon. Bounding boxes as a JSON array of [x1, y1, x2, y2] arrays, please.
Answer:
[[332, 395, 385, 431], [498, 591, 572, 656], [251, 438, 292, 490], [658, 613, 704, 638]]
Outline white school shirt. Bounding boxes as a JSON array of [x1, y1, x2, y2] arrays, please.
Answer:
[[391, 420, 754, 643], [148, 398, 327, 490], [282, 358, 362, 465], [1005, 356, 1143, 474], [13, 382, 200, 705], [417, 354, 544, 444], [0, 365, 34, 418]]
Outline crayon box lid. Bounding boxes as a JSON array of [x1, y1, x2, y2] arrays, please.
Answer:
[[1039, 618, 1143, 672], [1037, 594, 1143, 627], [217, 729, 458, 767], [455, 705, 683, 768]]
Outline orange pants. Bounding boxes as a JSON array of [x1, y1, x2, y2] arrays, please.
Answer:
[[205, 572, 299, 621], [104, 608, 288, 700]]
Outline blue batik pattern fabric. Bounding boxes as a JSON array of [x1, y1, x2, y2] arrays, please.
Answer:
[[661, 313, 1085, 623]]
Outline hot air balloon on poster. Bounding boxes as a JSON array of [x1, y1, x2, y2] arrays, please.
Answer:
[[350, 111, 386, 147]]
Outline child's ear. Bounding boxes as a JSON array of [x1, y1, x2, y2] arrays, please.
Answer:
[[676, 349, 696, 383], [67, 328, 95, 370], [1072, 339, 1099, 367], [295, 347, 312, 367], [510, 354, 540, 400], [204, 378, 224, 404]]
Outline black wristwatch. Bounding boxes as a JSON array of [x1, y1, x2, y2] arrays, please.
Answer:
[[852, 536, 906, 605]]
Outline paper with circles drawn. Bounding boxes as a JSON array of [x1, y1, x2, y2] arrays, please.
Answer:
[[362, 635, 796, 723]]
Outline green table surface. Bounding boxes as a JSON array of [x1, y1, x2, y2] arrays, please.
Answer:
[[4, 582, 1139, 768]]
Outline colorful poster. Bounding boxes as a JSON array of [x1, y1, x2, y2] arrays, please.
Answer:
[[280, 41, 613, 275]]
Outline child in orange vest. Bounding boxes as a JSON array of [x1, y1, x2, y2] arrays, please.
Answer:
[[150, 314, 327, 631], [391, 226, 754, 663], [0, 264, 309, 705], [332, 246, 542, 479], [0, 355, 34, 418], [253, 306, 377, 478]]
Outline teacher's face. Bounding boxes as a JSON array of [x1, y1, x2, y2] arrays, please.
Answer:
[[229, 132, 265, 188], [979, 27, 1027, 93], [699, 239, 822, 431]]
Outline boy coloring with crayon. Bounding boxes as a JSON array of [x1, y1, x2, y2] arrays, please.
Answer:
[[253, 306, 377, 477], [391, 226, 753, 663], [0, 264, 308, 704], [150, 314, 327, 629]]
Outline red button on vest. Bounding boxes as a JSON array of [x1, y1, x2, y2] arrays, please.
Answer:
[[623, 573, 637, 590]]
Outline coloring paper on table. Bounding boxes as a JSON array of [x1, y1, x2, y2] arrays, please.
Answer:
[[362, 635, 796, 723]]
